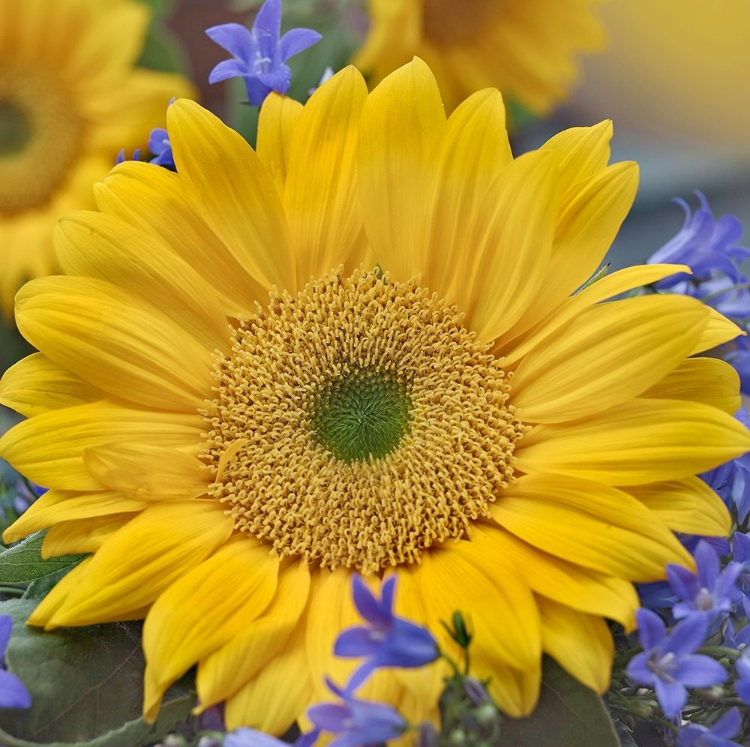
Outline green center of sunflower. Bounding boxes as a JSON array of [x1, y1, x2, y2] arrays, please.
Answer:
[[310, 368, 412, 463], [0, 100, 31, 155]]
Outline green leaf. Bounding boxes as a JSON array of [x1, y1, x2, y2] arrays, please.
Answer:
[[0, 599, 196, 746], [0, 531, 85, 584], [138, 20, 191, 76], [499, 659, 622, 747], [136, 0, 178, 19]]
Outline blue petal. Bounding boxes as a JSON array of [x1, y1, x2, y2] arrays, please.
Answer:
[[381, 575, 397, 613], [653, 677, 687, 719], [205, 23, 255, 62], [695, 540, 721, 588], [664, 615, 708, 657], [334, 626, 381, 658], [351, 575, 390, 628], [673, 654, 728, 688], [667, 563, 699, 602], [342, 660, 378, 695], [280, 28, 322, 61], [307, 702, 350, 732], [635, 608, 666, 651], [209, 58, 251, 84], [256, 66, 293, 95], [0, 669, 31, 709], [224, 727, 287, 747], [244, 77, 274, 106], [253, 0, 282, 38], [625, 652, 657, 687], [0, 616, 12, 656], [711, 708, 741, 739]]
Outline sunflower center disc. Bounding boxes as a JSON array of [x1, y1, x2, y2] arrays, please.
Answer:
[[0, 63, 83, 216], [204, 269, 526, 573], [311, 368, 412, 463], [422, 0, 498, 43], [0, 101, 31, 155]]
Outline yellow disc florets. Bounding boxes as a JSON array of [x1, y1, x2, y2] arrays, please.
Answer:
[[203, 268, 525, 573]]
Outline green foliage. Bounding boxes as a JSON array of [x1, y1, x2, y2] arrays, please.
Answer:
[[0, 531, 84, 585], [0, 599, 196, 747], [499, 658, 621, 747], [136, 0, 178, 19], [0, 317, 33, 375], [138, 20, 191, 77]]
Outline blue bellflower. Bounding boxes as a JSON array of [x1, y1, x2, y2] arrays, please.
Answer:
[[701, 410, 750, 523], [0, 616, 31, 709], [667, 541, 742, 626], [224, 727, 319, 747], [736, 654, 750, 705], [334, 575, 439, 693], [146, 127, 175, 168], [626, 608, 727, 718], [676, 708, 742, 747], [307, 679, 407, 747], [206, 0, 322, 106], [647, 191, 750, 293]]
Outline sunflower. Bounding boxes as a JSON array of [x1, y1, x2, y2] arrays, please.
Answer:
[[354, 0, 605, 114], [571, 0, 750, 145], [1, 60, 748, 734], [0, 0, 195, 319]]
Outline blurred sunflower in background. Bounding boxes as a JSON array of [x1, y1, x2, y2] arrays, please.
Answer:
[[1, 60, 747, 735], [354, 0, 605, 114], [571, 0, 750, 147], [0, 0, 195, 319]]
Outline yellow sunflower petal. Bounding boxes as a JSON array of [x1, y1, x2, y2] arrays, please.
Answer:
[[499, 263, 691, 365], [284, 67, 368, 284], [223, 617, 312, 734], [537, 596, 614, 695], [516, 399, 750, 485], [538, 120, 612, 198], [83, 443, 208, 501], [46, 500, 233, 627], [55, 211, 229, 354], [196, 560, 310, 710], [42, 512, 135, 557], [0, 401, 203, 491], [358, 58, 445, 280], [15, 276, 213, 411], [143, 538, 279, 721], [498, 161, 639, 345], [94, 162, 268, 316], [167, 99, 295, 293], [642, 357, 741, 414], [304, 567, 361, 698], [472, 525, 638, 628], [0, 353, 105, 417], [423, 88, 512, 300], [27, 557, 94, 629], [546, 161, 639, 304], [65, 0, 149, 85], [690, 306, 744, 355], [2, 490, 146, 544], [461, 150, 559, 342], [492, 474, 693, 580], [419, 541, 541, 672], [510, 295, 709, 423], [256, 93, 303, 194], [628, 477, 732, 537], [473, 654, 541, 718]]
